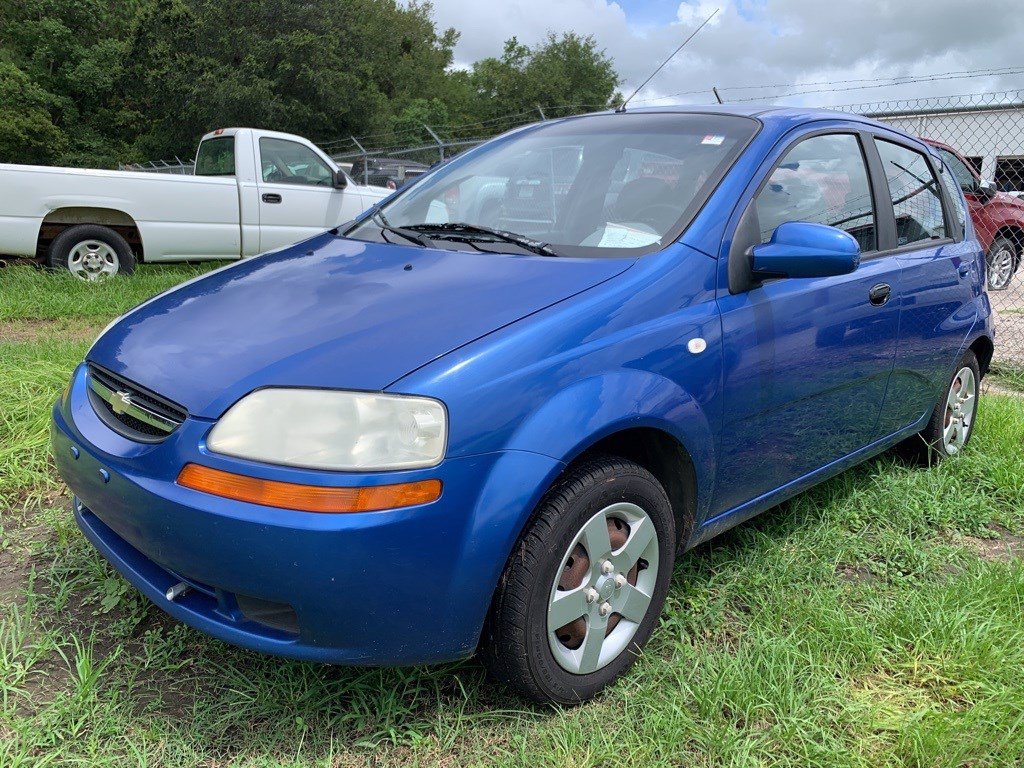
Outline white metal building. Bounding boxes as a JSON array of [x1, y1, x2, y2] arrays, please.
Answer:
[[862, 99, 1024, 193]]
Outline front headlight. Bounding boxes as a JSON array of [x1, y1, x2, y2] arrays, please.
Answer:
[[206, 389, 447, 471]]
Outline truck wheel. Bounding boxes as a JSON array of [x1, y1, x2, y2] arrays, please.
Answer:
[[986, 236, 1018, 291], [481, 456, 675, 704], [46, 224, 136, 281], [897, 349, 980, 464]]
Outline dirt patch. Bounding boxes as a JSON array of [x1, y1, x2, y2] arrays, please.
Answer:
[[962, 526, 1024, 562], [836, 564, 875, 583], [984, 381, 1024, 397], [0, 318, 103, 344], [0, 539, 33, 604]]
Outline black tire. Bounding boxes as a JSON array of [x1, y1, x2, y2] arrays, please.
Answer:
[[897, 349, 981, 464], [986, 236, 1018, 291], [46, 224, 136, 280], [481, 456, 676, 704]]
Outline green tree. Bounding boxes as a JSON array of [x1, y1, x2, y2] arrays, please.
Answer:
[[468, 32, 620, 129], [120, 0, 460, 159], [0, 61, 66, 164], [0, 0, 141, 165], [0, 2, 623, 166]]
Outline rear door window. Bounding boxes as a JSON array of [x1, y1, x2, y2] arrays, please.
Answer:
[[874, 140, 947, 246], [755, 133, 877, 252]]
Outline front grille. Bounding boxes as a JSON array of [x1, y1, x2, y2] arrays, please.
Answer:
[[86, 364, 187, 443]]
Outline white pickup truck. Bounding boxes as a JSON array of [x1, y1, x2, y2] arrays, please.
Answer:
[[0, 128, 392, 280]]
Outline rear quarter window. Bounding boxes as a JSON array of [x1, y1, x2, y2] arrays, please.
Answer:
[[937, 160, 967, 240]]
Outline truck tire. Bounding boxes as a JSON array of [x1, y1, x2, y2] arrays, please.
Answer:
[[46, 224, 136, 281], [986, 236, 1018, 291]]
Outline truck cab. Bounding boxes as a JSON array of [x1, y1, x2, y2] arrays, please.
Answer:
[[195, 128, 391, 256], [0, 127, 392, 279]]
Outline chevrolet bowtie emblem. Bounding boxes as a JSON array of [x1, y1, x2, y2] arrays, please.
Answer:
[[110, 390, 134, 416]]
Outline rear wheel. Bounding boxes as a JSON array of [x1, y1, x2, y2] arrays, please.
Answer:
[[46, 224, 136, 281], [986, 236, 1018, 291], [898, 350, 980, 463], [481, 457, 675, 704]]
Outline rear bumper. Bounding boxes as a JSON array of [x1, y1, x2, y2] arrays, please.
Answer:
[[52, 365, 563, 665]]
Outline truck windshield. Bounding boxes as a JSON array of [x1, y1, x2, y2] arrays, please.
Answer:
[[195, 136, 236, 177], [345, 112, 758, 258]]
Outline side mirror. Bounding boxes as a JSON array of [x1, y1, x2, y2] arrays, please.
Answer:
[[975, 178, 997, 202], [751, 221, 860, 279], [332, 169, 347, 189]]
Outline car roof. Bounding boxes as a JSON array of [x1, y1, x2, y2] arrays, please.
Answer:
[[538, 104, 929, 154], [598, 103, 894, 130]]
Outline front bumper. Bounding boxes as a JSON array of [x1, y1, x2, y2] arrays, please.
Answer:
[[52, 364, 563, 665]]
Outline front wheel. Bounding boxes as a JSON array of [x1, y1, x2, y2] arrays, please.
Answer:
[[898, 350, 980, 463], [481, 457, 676, 704], [986, 236, 1018, 291], [46, 224, 136, 281]]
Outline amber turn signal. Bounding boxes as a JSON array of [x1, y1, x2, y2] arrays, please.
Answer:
[[176, 463, 441, 513]]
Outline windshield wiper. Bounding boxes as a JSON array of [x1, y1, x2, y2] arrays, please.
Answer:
[[405, 222, 559, 257], [372, 212, 433, 248]]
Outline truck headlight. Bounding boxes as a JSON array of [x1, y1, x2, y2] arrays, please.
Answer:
[[207, 389, 447, 471]]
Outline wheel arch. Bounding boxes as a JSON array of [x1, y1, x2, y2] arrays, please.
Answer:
[[503, 370, 716, 549], [556, 426, 698, 550], [37, 207, 145, 262], [969, 333, 995, 376]]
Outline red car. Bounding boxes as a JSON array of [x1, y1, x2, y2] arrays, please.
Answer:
[[925, 139, 1024, 290]]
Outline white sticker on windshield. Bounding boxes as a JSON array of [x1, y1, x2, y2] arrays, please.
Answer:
[[594, 224, 661, 249], [701, 135, 725, 146]]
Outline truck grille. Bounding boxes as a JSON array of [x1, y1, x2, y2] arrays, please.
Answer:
[[86, 364, 187, 442]]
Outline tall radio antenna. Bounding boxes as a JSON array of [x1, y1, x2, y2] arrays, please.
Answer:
[[615, 8, 720, 113]]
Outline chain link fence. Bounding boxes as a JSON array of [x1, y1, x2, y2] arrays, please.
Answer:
[[124, 91, 1024, 372]]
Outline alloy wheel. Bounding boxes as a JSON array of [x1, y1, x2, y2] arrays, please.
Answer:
[[988, 246, 1015, 290], [547, 502, 659, 675], [943, 366, 977, 454]]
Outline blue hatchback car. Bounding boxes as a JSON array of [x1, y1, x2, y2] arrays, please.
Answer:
[[53, 106, 994, 703]]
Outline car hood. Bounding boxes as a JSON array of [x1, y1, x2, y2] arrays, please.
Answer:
[[88, 233, 633, 418]]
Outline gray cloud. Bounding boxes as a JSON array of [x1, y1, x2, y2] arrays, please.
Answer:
[[426, 0, 1024, 109]]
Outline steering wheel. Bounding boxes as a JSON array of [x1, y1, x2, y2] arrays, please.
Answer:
[[634, 203, 681, 231]]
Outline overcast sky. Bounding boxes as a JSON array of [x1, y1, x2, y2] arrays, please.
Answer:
[[426, 0, 1024, 109]]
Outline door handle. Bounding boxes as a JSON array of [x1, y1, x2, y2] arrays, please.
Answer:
[[868, 283, 891, 306], [262, 193, 282, 204]]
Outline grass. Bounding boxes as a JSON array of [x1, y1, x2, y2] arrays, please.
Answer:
[[990, 362, 1024, 394], [0, 262, 228, 322], [2, 266, 1024, 766]]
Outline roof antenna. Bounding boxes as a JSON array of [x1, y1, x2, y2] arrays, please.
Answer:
[[615, 8, 720, 113]]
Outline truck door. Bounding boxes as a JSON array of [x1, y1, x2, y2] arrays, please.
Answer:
[[255, 137, 361, 252]]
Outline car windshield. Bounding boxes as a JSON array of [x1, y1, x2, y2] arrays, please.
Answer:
[[344, 113, 758, 258]]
